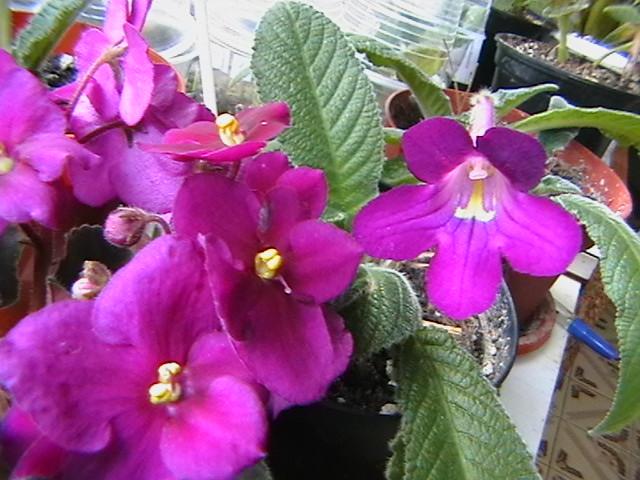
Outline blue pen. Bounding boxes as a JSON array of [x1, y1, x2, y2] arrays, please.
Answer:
[[558, 316, 620, 361]]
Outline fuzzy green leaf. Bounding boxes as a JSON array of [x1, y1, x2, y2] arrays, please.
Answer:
[[349, 34, 452, 117], [12, 0, 91, 70], [387, 328, 539, 480], [537, 97, 579, 154], [252, 2, 384, 223], [338, 264, 421, 359], [238, 461, 272, 480], [492, 84, 559, 118], [554, 194, 640, 433], [532, 175, 583, 197], [513, 106, 640, 149]]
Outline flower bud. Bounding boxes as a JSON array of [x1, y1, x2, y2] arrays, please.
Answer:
[[71, 261, 111, 300], [104, 207, 148, 247]]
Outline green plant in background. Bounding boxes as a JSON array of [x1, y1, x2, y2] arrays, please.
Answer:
[[599, 2, 640, 76]]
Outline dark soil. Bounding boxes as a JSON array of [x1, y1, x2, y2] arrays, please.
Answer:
[[40, 54, 77, 88], [503, 34, 640, 96]]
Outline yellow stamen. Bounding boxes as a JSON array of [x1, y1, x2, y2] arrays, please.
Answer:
[[454, 180, 496, 222], [216, 113, 246, 146], [148, 361, 183, 405], [255, 248, 284, 280], [0, 144, 14, 175]]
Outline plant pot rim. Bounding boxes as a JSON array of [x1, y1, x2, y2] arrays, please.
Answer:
[[495, 33, 640, 102], [384, 88, 633, 218]]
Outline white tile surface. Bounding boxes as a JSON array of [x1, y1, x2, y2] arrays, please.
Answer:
[[500, 275, 584, 454]]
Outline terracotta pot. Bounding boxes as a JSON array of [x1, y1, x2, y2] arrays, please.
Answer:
[[384, 88, 632, 334]]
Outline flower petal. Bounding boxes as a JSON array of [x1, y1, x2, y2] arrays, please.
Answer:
[[402, 118, 474, 183], [353, 184, 453, 261], [242, 151, 291, 196], [120, 24, 154, 126], [103, 0, 128, 42], [93, 235, 219, 352], [427, 219, 502, 320], [496, 191, 582, 275], [0, 163, 61, 228], [0, 301, 139, 451], [238, 102, 291, 142], [12, 435, 67, 479], [276, 167, 328, 219], [174, 173, 261, 260], [161, 376, 267, 480], [282, 220, 362, 303], [258, 186, 304, 245], [163, 121, 220, 147], [476, 127, 547, 192]]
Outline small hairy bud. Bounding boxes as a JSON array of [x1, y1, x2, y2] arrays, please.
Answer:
[[71, 261, 112, 300], [104, 207, 149, 247]]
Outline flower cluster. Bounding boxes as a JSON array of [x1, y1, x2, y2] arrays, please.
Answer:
[[0, 0, 584, 477], [0, 1, 361, 478]]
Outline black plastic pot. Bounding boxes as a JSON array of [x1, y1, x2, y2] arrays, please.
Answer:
[[267, 283, 519, 479], [473, 8, 552, 90], [492, 33, 640, 155]]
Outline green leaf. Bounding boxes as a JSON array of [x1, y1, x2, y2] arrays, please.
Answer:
[[238, 461, 272, 480], [513, 106, 640, 149], [348, 34, 453, 117], [492, 84, 559, 118], [537, 96, 579, 154], [383, 127, 404, 145], [381, 157, 420, 187], [12, 0, 91, 70], [554, 194, 640, 433], [338, 264, 421, 359], [387, 328, 539, 480], [532, 175, 583, 197], [604, 5, 640, 25], [252, 3, 384, 224], [543, 0, 590, 17]]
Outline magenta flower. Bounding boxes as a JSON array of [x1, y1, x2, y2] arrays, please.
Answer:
[[144, 102, 291, 164], [63, 0, 154, 125], [173, 155, 361, 404], [0, 50, 96, 234], [353, 95, 582, 319], [0, 236, 268, 479], [62, 64, 213, 213]]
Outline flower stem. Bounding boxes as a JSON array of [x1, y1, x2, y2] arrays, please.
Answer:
[[66, 45, 127, 120], [77, 120, 127, 144], [19, 223, 51, 311], [557, 14, 570, 64]]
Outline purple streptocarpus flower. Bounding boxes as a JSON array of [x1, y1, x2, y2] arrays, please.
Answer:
[[173, 155, 361, 404], [353, 94, 582, 320], [0, 50, 96, 234], [0, 236, 268, 480], [62, 64, 213, 213], [143, 102, 291, 164]]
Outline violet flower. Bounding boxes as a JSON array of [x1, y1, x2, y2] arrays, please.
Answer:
[[63, 64, 213, 213], [0, 236, 268, 479], [144, 102, 291, 164], [353, 94, 582, 319], [63, 0, 154, 126], [173, 154, 361, 404], [0, 50, 96, 234]]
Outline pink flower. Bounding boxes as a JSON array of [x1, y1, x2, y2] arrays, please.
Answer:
[[144, 102, 291, 164], [0, 236, 268, 479], [353, 94, 582, 319], [0, 50, 96, 234], [172, 154, 361, 403]]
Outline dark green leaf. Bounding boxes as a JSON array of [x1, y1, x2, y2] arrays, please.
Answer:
[[492, 84, 559, 118], [381, 157, 420, 187], [388, 328, 539, 480], [0, 227, 22, 307], [532, 175, 583, 197], [12, 0, 91, 70], [554, 194, 640, 433], [338, 264, 421, 359], [252, 2, 384, 224], [349, 34, 452, 117], [537, 96, 579, 154], [513, 106, 640, 149], [238, 461, 272, 480]]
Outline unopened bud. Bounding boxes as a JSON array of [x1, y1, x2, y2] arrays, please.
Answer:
[[104, 207, 148, 247], [71, 261, 111, 300]]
